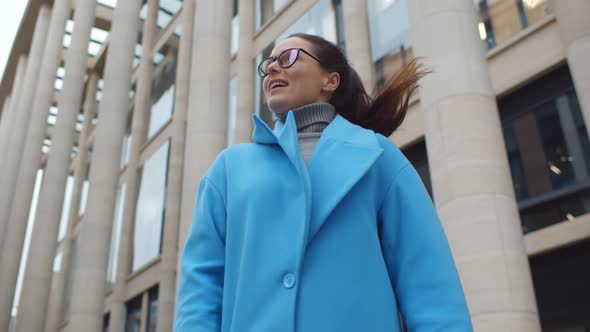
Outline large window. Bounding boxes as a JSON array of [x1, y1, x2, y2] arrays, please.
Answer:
[[125, 295, 142, 332], [255, 0, 345, 126], [147, 42, 177, 140], [500, 66, 590, 233], [132, 140, 170, 271], [147, 287, 159, 332], [476, 0, 551, 49], [367, 0, 412, 91], [107, 184, 126, 283]]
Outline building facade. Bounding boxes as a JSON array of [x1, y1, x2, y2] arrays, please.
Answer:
[[0, 0, 589, 331]]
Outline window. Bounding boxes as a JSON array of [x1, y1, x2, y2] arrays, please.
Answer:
[[147, 287, 159, 332], [500, 66, 590, 233], [402, 140, 433, 199], [255, 0, 344, 127], [132, 140, 170, 271], [107, 184, 126, 283], [121, 86, 135, 170], [125, 296, 142, 332], [57, 176, 75, 241], [475, 0, 551, 49], [147, 42, 177, 139], [227, 77, 238, 146], [257, 0, 290, 29], [231, 0, 239, 55], [367, 0, 413, 91]]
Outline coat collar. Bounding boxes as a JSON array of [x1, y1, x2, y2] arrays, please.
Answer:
[[251, 111, 384, 244]]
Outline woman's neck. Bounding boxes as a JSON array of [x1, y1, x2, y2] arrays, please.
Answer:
[[274, 103, 336, 133]]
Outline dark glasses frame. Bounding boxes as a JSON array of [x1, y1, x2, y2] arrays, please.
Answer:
[[257, 47, 322, 78]]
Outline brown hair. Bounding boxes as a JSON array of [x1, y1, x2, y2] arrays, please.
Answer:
[[289, 33, 429, 137]]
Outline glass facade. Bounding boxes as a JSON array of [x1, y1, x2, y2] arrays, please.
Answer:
[[476, 0, 551, 49], [148, 41, 177, 140], [500, 66, 590, 233], [107, 184, 126, 283], [367, 0, 413, 91], [132, 140, 170, 271], [125, 295, 142, 332], [255, 0, 345, 126]]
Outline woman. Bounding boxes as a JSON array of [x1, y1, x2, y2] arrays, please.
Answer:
[[174, 33, 473, 332]]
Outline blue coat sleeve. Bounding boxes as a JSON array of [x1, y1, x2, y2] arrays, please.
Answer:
[[174, 177, 226, 332], [379, 163, 473, 331]]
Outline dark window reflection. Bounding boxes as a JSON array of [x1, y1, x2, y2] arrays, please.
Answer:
[[147, 287, 159, 332], [500, 66, 590, 233], [125, 296, 142, 332], [402, 140, 432, 200]]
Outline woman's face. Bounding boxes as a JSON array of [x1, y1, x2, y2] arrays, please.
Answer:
[[262, 37, 339, 114]]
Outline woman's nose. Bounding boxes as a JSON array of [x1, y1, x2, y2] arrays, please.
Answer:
[[266, 59, 280, 74]]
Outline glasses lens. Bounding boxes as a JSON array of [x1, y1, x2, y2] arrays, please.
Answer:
[[278, 49, 298, 68], [258, 58, 270, 77]]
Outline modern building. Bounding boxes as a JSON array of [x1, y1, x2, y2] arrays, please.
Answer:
[[0, 0, 588, 331]]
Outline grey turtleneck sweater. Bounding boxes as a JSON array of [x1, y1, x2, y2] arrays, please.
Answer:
[[274, 103, 336, 165]]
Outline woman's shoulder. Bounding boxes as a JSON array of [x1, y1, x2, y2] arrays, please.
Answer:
[[372, 132, 412, 183]]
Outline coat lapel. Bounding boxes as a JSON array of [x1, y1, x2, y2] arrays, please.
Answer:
[[251, 113, 384, 244]]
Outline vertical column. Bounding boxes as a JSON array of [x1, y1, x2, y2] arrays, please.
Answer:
[[0, 6, 51, 331], [44, 73, 98, 332], [341, 0, 376, 95], [157, 1, 195, 330], [0, 55, 27, 250], [67, 0, 143, 330], [550, 0, 590, 133], [178, 0, 233, 267], [234, 0, 256, 144], [15, 0, 98, 329], [0, 1, 71, 329], [407, 1, 541, 331], [0, 4, 50, 250], [109, 0, 159, 330]]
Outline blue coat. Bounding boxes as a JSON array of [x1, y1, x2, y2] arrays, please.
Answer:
[[175, 111, 473, 332]]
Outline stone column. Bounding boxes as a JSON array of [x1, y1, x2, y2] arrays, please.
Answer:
[[550, 0, 590, 133], [0, 4, 50, 255], [407, 1, 541, 331], [0, 6, 51, 331], [0, 1, 72, 328], [341, 0, 376, 95], [156, 1, 195, 331], [109, 0, 159, 330], [14, 1, 98, 329], [234, 0, 256, 144], [44, 73, 98, 332], [66, 0, 143, 331], [178, 0, 233, 268]]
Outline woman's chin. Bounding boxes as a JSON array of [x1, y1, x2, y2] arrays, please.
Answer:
[[268, 99, 291, 114]]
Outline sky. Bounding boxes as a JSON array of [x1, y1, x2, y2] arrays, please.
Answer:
[[0, 1, 28, 82]]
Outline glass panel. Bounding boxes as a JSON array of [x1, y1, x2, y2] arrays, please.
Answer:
[[58, 176, 75, 241], [402, 140, 433, 199], [53, 250, 63, 273], [148, 41, 177, 139], [147, 288, 159, 332], [125, 296, 142, 332], [78, 180, 89, 217], [257, 0, 290, 28], [97, 0, 117, 8], [367, 0, 413, 91], [227, 77, 238, 146], [107, 184, 126, 283], [231, 15, 240, 55], [132, 140, 170, 271], [475, 0, 551, 49], [121, 86, 135, 169]]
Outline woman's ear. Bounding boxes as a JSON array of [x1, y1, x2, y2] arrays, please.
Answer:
[[322, 72, 340, 93]]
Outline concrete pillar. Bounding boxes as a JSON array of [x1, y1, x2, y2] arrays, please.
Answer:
[[14, 1, 98, 329], [0, 3, 50, 249], [44, 73, 98, 332], [109, 0, 159, 330], [341, 0, 376, 95], [0, 4, 50, 223], [234, 0, 255, 144], [0, 1, 72, 329], [0, 5, 51, 330], [178, 0, 233, 269], [407, 1, 541, 331], [0, 55, 27, 250], [156, 1, 195, 331], [66, 0, 143, 330], [550, 0, 590, 134]]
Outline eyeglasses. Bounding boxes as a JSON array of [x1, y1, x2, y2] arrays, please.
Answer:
[[257, 48, 322, 78]]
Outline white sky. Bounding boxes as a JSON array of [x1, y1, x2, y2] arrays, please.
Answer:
[[0, 1, 28, 83]]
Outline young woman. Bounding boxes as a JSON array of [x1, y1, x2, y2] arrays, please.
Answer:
[[174, 33, 473, 332]]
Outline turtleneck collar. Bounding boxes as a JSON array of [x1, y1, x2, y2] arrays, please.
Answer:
[[273, 103, 336, 134]]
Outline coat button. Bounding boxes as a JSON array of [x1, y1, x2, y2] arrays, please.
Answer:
[[283, 273, 296, 289]]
